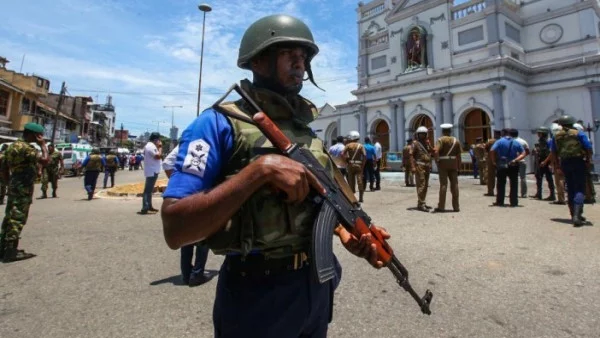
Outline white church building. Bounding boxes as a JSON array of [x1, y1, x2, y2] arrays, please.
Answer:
[[311, 0, 600, 167]]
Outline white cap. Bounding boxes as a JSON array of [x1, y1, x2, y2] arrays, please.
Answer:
[[573, 123, 584, 131], [440, 123, 453, 129], [551, 123, 561, 133], [416, 126, 428, 133]]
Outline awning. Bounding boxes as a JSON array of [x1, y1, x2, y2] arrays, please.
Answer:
[[36, 101, 80, 124], [0, 79, 24, 94]]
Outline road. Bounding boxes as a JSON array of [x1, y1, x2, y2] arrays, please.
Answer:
[[1, 169, 599, 338]]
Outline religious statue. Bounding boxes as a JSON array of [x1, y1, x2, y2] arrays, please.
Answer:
[[406, 27, 426, 71]]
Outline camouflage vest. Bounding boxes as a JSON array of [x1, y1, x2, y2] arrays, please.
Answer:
[[5, 139, 38, 181], [106, 155, 118, 168], [535, 138, 550, 163], [86, 155, 103, 171], [204, 81, 334, 258], [48, 151, 62, 171], [555, 128, 585, 159]]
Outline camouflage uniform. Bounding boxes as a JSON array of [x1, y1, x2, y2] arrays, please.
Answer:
[[0, 152, 6, 204], [435, 135, 462, 211], [344, 142, 366, 202], [473, 142, 487, 185], [103, 153, 118, 188], [402, 144, 415, 186], [0, 139, 39, 254], [41, 151, 62, 197], [411, 139, 433, 209], [485, 138, 497, 195]]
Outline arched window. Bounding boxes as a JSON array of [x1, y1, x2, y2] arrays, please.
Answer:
[[463, 109, 491, 146], [373, 119, 390, 152]]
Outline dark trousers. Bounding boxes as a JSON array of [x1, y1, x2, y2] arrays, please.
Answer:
[[142, 173, 158, 211], [363, 160, 375, 190], [534, 165, 554, 197], [374, 159, 382, 188], [84, 171, 100, 194], [180, 243, 209, 281], [213, 255, 341, 338], [103, 167, 116, 188], [561, 157, 587, 206], [472, 159, 478, 178], [496, 166, 519, 206]]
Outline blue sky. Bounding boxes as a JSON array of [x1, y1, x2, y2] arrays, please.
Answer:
[[1, 0, 360, 137]]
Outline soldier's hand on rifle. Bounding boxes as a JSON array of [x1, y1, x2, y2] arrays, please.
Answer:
[[258, 154, 326, 204], [337, 225, 390, 269]]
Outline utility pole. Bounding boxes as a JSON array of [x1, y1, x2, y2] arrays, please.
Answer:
[[120, 123, 124, 147], [163, 105, 183, 130], [51, 81, 66, 144]]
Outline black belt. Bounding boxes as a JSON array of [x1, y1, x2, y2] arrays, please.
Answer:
[[224, 252, 309, 277]]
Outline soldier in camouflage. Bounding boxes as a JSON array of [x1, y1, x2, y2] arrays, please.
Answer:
[[530, 127, 555, 201], [103, 150, 119, 189], [0, 122, 49, 263], [0, 143, 8, 205], [410, 126, 434, 212], [82, 148, 105, 200], [472, 137, 487, 186], [40, 143, 63, 199]]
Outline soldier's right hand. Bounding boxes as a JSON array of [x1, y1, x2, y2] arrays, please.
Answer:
[[257, 154, 326, 204], [35, 133, 45, 145]]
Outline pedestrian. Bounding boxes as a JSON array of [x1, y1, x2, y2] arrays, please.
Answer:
[[328, 136, 347, 178], [0, 122, 49, 262], [140, 132, 162, 215], [490, 129, 526, 207], [342, 131, 366, 202], [513, 130, 530, 198], [549, 115, 593, 226], [39, 143, 63, 199], [484, 131, 501, 196], [469, 142, 478, 179], [530, 127, 555, 201], [136, 152, 144, 170], [410, 126, 434, 212], [103, 150, 119, 189], [473, 137, 487, 186], [161, 15, 389, 337], [162, 145, 178, 179], [119, 153, 126, 171], [374, 138, 383, 190], [434, 124, 462, 212], [0, 144, 9, 205], [362, 137, 376, 191], [402, 139, 415, 187], [82, 148, 105, 200]]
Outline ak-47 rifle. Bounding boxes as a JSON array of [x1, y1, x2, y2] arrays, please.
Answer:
[[213, 84, 433, 315]]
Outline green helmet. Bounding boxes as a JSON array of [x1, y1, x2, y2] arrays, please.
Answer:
[[557, 115, 576, 126], [537, 126, 550, 134], [237, 14, 319, 70], [91, 148, 100, 154]]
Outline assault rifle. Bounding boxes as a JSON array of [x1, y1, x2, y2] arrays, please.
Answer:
[[213, 84, 433, 315]]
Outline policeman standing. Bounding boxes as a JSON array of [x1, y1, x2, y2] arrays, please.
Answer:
[[550, 115, 593, 226], [410, 126, 434, 212], [161, 15, 389, 337], [490, 129, 526, 207], [103, 150, 119, 189], [362, 137, 377, 191], [484, 131, 500, 196], [434, 124, 462, 212], [473, 137, 487, 186], [402, 138, 415, 187], [342, 131, 366, 202], [39, 143, 63, 199], [530, 127, 555, 200], [0, 123, 49, 262], [82, 148, 105, 200]]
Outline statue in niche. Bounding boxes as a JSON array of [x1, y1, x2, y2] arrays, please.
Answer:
[[405, 27, 427, 72]]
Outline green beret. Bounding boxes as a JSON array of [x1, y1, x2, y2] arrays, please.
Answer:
[[24, 122, 45, 134]]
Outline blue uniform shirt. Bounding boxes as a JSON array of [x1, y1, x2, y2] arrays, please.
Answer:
[[163, 109, 234, 199], [550, 130, 593, 153], [364, 143, 376, 161], [491, 136, 524, 161]]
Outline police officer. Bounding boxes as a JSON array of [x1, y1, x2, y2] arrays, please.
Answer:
[[490, 129, 526, 207], [530, 126, 555, 200], [402, 138, 415, 187], [342, 131, 366, 202], [362, 137, 377, 191], [103, 150, 119, 189], [82, 148, 105, 200], [484, 131, 501, 196], [40, 143, 63, 199], [410, 126, 433, 212], [0, 122, 49, 262], [161, 15, 389, 337], [473, 137, 487, 185], [434, 124, 462, 212], [550, 115, 593, 226]]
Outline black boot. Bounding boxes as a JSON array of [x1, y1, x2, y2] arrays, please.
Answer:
[[39, 190, 47, 199], [544, 190, 556, 201], [572, 204, 584, 227], [2, 240, 35, 263], [0, 236, 5, 260], [52, 190, 57, 198], [88, 191, 93, 200]]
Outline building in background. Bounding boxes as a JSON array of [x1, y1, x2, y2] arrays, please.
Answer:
[[88, 95, 116, 147], [311, 0, 600, 169], [114, 129, 129, 145]]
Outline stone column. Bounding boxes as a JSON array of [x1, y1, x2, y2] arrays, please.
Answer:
[[431, 93, 444, 139], [388, 99, 405, 152], [487, 83, 506, 132], [586, 83, 600, 162], [358, 105, 367, 141], [426, 34, 434, 68]]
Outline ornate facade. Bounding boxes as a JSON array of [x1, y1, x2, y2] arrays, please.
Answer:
[[311, 0, 600, 168]]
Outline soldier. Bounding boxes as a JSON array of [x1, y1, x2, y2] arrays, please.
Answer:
[[0, 122, 49, 262], [484, 131, 501, 196], [550, 115, 593, 226], [573, 123, 596, 204], [39, 143, 63, 199], [434, 124, 462, 212], [530, 126, 555, 200], [410, 126, 434, 212], [82, 148, 106, 200], [473, 137, 487, 185], [0, 144, 8, 205], [103, 150, 119, 189], [342, 131, 366, 202], [402, 138, 415, 187], [161, 15, 389, 336], [542, 123, 567, 205]]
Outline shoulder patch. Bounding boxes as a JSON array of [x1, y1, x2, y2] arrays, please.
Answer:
[[183, 139, 210, 178]]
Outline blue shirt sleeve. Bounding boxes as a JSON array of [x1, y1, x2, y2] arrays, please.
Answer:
[[101, 158, 107, 166], [577, 131, 593, 150], [550, 138, 557, 153], [491, 139, 499, 152], [163, 109, 234, 199], [82, 156, 90, 167]]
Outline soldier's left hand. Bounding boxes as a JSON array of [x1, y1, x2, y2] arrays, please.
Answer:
[[338, 225, 390, 269]]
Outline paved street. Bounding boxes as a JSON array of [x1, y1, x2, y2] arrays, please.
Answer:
[[1, 169, 599, 338]]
